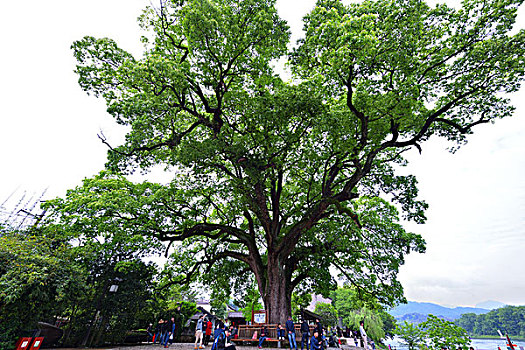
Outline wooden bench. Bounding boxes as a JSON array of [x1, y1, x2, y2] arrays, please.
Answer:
[[233, 324, 280, 347], [233, 324, 317, 347]]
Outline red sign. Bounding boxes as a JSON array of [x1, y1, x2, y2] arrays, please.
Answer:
[[30, 337, 44, 350], [15, 337, 32, 350]]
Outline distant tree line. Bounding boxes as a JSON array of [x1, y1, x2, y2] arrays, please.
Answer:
[[455, 306, 525, 337]]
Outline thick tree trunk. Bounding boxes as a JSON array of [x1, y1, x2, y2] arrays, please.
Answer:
[[262, 256, 292, 323]]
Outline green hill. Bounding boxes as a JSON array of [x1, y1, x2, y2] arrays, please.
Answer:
[[389, 301, 490, 323], [455, 305, 525, 337]]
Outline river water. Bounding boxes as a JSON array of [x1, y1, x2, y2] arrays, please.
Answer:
[[385, 337, 525, 350], [470, 338, 525, 350]]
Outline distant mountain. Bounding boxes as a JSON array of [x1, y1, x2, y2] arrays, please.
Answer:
[[395, 313, 432, 324], [389, 301, 490, 322], [475, 300, 507, 310]]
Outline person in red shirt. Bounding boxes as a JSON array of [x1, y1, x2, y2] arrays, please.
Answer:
[[204, 318, 213, 346]]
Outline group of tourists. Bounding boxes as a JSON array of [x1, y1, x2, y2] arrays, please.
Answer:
[[147, 317, 177, 348], [147, 314, 372, 350], [194, 314, 215, 349], [258, 316, 333, 350], [260, 318, 374, 350]]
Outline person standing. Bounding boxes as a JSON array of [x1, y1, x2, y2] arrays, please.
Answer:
[[195, 314, 205, 349], [315, 319, 322, 337], [204, 318, 213, 346], [212, 323, 226, 350], [300, 319, 310, 350], [359, 321, 369, 350], [153, 320, 160, 343], [146, 323, 154, 343], [160, 319, 168, 346], [154, 319, 164, 344], [162, 317, 175, 348], [286, 316, 297, 350]]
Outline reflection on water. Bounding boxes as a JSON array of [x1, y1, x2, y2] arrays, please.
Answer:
[[385, 337, 525, 350]]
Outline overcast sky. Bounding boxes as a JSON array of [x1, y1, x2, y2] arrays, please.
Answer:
[[1, 0, 524, 308]]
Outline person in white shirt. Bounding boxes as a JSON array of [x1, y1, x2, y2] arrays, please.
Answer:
[[359, 321, 368, 350]]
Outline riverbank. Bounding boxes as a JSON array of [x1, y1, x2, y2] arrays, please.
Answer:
[[470, 336, 525, 341], [385, 337, 525, 350]]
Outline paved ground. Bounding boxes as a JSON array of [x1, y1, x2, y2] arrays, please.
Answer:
[[54, 342, 365, 350]]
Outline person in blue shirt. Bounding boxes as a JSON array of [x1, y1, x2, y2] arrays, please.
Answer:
[[195, 314, 205, 349], [286, 316, 297, 350], [277, 323, 286, 341], [217, 328, 236, 350], [310, 331, 322, 350], [212, 324, 226, 350]]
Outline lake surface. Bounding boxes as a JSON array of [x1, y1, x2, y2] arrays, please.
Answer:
[[385, 337, 525, 350], [470, 338, 525, 350]]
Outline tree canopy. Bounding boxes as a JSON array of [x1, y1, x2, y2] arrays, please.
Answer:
[[64, 0, 525, 322], [420, 315, 471, 350], [396, 315, 471, 350], [0, 230, 84, 349], [396, 315, 470, 350], [0, 219, 198, 348], [330, 286, 396, 340]]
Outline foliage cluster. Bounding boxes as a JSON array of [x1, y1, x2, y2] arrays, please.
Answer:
[[0, 221, 194, 350], [456, 306, 525, 337], [312, 287, 396, 341], [0, 231, 84, 350], [396, 315, 471, 350], [239, 282, 264, 322]]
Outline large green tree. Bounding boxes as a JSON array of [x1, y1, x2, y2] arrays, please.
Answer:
[[68, 0, 525, 322]]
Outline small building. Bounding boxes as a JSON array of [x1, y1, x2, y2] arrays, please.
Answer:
[[227, 311, 247, 326], [196, 299, 212, 313], [298, 309, 323, 324]]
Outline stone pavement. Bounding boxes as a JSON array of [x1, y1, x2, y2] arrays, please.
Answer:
[[54, 342, 365, 350]]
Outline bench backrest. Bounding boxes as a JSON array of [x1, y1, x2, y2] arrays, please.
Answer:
[[237, 324, 317, 339]]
